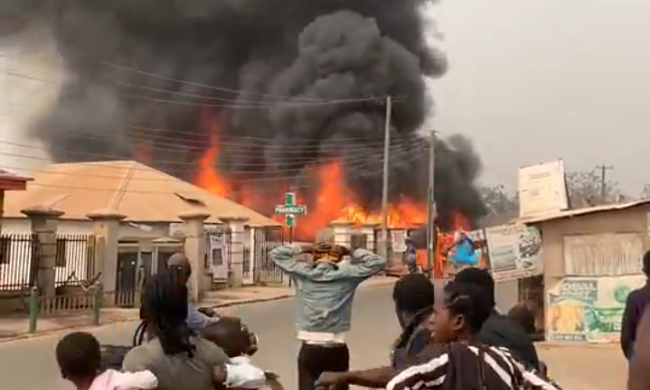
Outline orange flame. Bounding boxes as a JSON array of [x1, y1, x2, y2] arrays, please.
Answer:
[[195, 128, 433, 239], [196, 133, 231, 196]]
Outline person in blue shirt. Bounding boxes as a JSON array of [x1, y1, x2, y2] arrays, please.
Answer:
[[404, 239, 418, 274], [446, 230, 479, 269], [316, 273, 435, 389], [166, 253, 221, 331], [270, 228, 386, 390]]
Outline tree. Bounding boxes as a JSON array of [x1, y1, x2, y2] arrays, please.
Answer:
[[641, 184, 650, 199], [479, 184, 519, 224], [565, 170, 622, 207]]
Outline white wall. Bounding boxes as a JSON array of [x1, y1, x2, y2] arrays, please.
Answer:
[[1, 218, 93, 235]]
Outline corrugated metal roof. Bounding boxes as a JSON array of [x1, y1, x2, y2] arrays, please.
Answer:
[[3, 160, 279, 226], [518, 199, 650, 224]]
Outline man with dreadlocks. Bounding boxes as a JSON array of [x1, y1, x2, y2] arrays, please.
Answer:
[[270, 228, 386, 390], [122, 272, 265, 390], [386, 281, 561, 390]]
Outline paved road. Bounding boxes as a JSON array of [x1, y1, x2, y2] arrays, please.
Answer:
[[0, 284, 401, 390], [0, 283, 628, 390]]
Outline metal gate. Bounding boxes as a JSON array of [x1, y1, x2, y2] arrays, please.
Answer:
[[253, 227, 284, 284], [206, 226, 231, 281]]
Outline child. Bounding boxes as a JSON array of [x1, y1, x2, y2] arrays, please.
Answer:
[[56, 331, 158, 390], [202, 319, 283, 390]]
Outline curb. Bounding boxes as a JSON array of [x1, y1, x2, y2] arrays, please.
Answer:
[[0, 278, 395, 343], [536, 341, 620, 350], [0, 294, 294, 344], [209, 293, 295, 308]]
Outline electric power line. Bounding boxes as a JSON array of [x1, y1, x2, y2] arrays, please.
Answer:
[[0, 141, 428, 184], [0, 136, 422, 167], [1, 51, 392, 104], [4, 68, 405, 109], [0, 145, 428, 196]]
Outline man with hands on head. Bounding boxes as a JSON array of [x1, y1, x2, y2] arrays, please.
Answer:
[[270, 228, 387, 390]]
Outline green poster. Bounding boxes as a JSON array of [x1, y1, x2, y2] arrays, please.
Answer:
[[547, 275, 644, 343]]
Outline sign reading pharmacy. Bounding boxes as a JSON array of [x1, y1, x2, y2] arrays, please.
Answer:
[[274, 192, 308, 227]]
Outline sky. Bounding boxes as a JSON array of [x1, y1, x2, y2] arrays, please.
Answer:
[[427, 0, 650, 194], [0, 34, 60, 177], [2, 0, 650, 195]]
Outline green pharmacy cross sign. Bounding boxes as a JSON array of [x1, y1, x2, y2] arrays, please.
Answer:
[[274, 192, 307, 227]]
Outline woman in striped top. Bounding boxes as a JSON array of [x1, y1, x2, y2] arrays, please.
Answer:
[[386, 282, 561, 390]]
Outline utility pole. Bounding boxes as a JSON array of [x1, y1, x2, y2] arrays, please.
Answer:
[[425, 131, 436, 279], [379, 96, 392, 259], [596, 164, 614, 203]]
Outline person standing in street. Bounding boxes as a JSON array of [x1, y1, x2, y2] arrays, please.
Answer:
[[621, 250, 650, 361], [385, 282, 560, 390], [454, 267, 540, 370], [404, 238, 418, 274], [269, 228, 387, 390], [628, 303, 650, 390], [316, 273, 435, 389]]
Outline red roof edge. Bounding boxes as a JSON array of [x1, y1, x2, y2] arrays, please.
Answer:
[[0, 170, 32, 182], [0, 170, 33, 191]]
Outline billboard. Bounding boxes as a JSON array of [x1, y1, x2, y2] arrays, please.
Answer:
[[518, 160, 569, 218], [484, 223, 543, 282]]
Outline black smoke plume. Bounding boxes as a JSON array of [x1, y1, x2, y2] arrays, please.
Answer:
[[3, 0, 486, 232]]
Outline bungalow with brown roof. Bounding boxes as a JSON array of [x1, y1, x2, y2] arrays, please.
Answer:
[[2, 160, 281, 290]]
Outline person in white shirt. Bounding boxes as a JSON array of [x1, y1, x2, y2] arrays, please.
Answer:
[[56, 331, 158, 390], [202, 318, 268, 389]]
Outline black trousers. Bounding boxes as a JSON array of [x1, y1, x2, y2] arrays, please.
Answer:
[[297, 342, 350, 390]]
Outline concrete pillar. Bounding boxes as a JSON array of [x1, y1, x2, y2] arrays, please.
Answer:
[[87, 209, 126, 303], [179, 210, 210, 302], [330, 220, 352, 248], [21, 205, 64, 298], [221, 217, 249, 288], [361, 223, 377, 252]]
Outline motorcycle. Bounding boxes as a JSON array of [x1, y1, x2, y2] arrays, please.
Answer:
[[100, 306, 223, 370], [101, 308, 285, 390]]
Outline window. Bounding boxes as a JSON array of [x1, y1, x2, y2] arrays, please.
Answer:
[[0, 236, 11, 265], [55, 238, 67, 268]]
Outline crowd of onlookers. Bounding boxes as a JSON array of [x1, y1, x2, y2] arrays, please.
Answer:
[[54, 252, 276, 390], [53, 240, 650, 390]]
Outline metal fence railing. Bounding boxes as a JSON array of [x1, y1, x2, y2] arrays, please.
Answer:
[[253, 227, 284, 285], [54, 234, 98, 288], [0, 233, 39, 291], [0, 233, 97, 292]]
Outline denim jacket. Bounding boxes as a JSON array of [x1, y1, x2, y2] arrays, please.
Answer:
[[269, 244, 386, 335], [186, 302, 220, 331]]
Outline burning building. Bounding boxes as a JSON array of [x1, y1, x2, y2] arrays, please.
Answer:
[[3, 0, 487, 240]]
